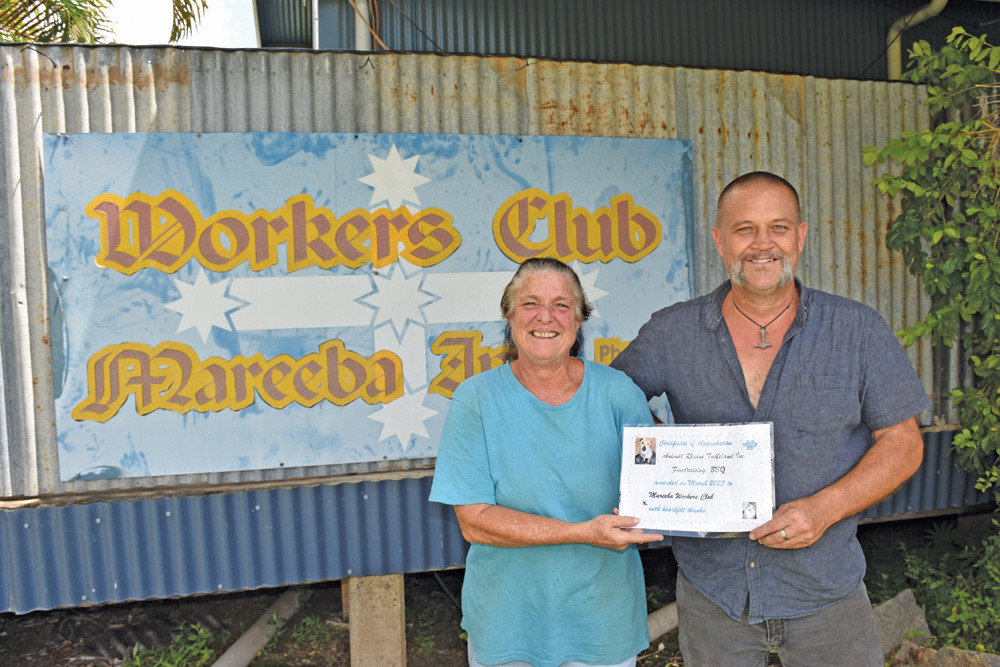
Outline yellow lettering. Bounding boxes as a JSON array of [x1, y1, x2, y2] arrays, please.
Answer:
[[85, 191, 461, 275], [493, 188, 661, 264], [72, 340, 404, 422], [594, 337, 630, 365], [429, 331, 506, 398]]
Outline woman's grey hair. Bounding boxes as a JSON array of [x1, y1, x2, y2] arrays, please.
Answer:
[[499, 257, 593, 361]]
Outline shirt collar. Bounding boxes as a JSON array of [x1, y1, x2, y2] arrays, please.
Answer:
[[704, 278, 810, 332]]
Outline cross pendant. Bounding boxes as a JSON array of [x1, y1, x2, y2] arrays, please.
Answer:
[[754, 327, 772, 349]]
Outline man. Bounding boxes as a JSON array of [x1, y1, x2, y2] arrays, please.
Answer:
[[611, 171, 930, 666]]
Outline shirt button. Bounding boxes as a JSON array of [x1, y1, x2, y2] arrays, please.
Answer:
[[749, 562, 756, 568]]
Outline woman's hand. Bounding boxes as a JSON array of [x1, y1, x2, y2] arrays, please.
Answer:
[[584, 513, 664, 550], [454, 504, 663, 550]]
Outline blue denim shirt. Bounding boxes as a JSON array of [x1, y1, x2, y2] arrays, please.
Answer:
[[611, 280, 930, 623]]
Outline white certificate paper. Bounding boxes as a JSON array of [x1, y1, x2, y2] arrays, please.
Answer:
[[619, 423, 775, 536]]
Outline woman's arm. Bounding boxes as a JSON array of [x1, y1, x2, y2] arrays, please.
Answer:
[[454, 503, 663, 551]]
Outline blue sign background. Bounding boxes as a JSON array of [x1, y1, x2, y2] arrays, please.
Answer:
[[44, 132, 693, 480]]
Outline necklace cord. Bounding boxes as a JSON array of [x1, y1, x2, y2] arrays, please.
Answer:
[[731, 298, 791, 330]]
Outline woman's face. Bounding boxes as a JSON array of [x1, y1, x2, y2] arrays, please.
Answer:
[[508, 270, 582, 367]]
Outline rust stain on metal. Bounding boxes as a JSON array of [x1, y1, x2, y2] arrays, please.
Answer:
[[856, 227, 870, 284], [0, 60, 14, 86], [769, 74, 807, 131], [885, 199, 899, 229], [0, 44, 940, 501], [150, 59, 191, 90], [8, 62, 35, 91], [617, 104, 634, 137], [19, 50, 192, 92], [488, 56, 529, 102], [580, 99, 599, 135]]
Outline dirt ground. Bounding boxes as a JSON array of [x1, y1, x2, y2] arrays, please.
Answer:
[[0, 546, 683, 666]]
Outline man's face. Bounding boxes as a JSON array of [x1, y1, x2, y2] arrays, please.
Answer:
[[712, 182, 807, 296]]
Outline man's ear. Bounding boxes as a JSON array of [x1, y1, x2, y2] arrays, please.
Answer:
[[711, 225, 723, 257]]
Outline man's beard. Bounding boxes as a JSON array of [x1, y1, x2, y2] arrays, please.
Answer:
[[731, 252, 794, 290]]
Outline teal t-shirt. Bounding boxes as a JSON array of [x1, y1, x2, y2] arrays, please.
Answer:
[[429, 360, 652, 667]]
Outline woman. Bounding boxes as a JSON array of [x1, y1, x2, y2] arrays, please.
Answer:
[[429, 257, 661, 667]]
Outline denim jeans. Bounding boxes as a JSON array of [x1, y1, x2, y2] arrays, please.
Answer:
[[468, 644, 637, 667], [676, 569, 883, 667]]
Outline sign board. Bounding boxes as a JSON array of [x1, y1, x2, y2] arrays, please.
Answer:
[[44, 132, 692, 480]]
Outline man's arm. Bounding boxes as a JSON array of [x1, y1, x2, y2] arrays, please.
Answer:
[[749, 416, 923, 549], [454, 504, 663, 551]]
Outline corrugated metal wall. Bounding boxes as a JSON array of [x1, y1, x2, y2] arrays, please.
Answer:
[[0, 43, 984, 615], [257, 0, 312, 47], [861, 430, 990, 522], [1, 474, 470, 613], [0, 433, 986, 614], [311, 0, 1000, 80], [0, 44, 935, 499]]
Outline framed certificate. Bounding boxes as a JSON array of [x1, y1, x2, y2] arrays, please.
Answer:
[[619, 423, 775, 536]]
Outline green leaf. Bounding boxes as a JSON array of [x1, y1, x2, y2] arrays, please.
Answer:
[[869, 30, 1000, 508], [947, 26, 968, 42], [862, 145, 879, 166]]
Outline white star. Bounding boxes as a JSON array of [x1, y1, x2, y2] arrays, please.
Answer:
[[164, 269, 242, 342], [358, 144, 430, 210], [571, 261, 608, 317], [367, 388, 439, 450], [361, 264, 435, 338]]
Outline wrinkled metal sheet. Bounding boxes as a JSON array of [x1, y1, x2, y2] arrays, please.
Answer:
[[0, 432, 982, 614], [0, 45, 533, 498], [525, 61, 938, 420], [0, 474, 468, 614], [862, 430, 991, 520], [257, 0, 312, 48], [0, 45, 945, 501], [311, 0, 1000, 81]]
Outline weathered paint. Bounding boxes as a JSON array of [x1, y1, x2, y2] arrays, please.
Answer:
[[0, 43, 980, 615], [0, 45, 939, 498]]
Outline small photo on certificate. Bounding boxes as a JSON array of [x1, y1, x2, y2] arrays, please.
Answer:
[[619, 423, 775, 536]]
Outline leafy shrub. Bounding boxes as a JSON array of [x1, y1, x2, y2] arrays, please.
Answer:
[[863, 518, 1000, 654], [905, 525, 1000, 652], [863, 27, 1000, 504], [124, 622, 216, 667]]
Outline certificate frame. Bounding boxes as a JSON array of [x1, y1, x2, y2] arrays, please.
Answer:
[[619, 423, 775, 536]]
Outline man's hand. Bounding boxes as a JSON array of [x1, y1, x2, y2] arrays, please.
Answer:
[[748, 497, 836, 549], [749, 417, 924, 549]]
